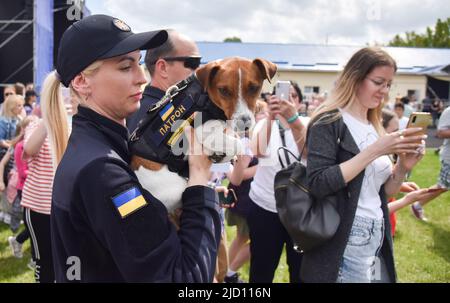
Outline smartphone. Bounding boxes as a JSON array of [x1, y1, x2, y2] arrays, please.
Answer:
[[406, 112, 432, 135], [218, 188, 237, 208], [427, 187, 444, 193], [275, 81, 291, 101]]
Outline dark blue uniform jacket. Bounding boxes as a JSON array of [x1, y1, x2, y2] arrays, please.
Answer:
[[127, 85, 164, 132], [51, 106, 221, 282]]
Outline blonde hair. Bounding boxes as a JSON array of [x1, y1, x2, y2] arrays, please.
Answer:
[[1, 94, 24, 118], [41, 60, 102, 168], [69, 60, 103, 104], [310, 47, 397, 135]]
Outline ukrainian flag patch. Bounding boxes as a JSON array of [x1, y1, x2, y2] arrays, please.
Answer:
[[159, 103, 174, 121], [112, 187, 147, 218]]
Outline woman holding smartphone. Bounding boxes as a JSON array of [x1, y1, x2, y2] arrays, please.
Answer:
[[302, 47, 426, 283], [247, 81, 307, 283]]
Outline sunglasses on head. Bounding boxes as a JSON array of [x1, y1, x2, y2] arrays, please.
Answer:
[[162, 56, 202, 70]]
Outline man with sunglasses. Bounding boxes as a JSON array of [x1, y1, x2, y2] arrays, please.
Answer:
[[127, 30, 201, 131], [2, 85, 16, 102]]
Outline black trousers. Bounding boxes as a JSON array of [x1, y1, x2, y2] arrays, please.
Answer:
[[247, 199, 302, 283], [24, 208, 54, 283], [16, 228, 30, 244], [16, 205, 30, 246]]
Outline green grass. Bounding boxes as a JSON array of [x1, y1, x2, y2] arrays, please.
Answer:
[[0, 149, 448, 282], [0, 223, 34, 283], [393, 150, 450, 282], [225, 149, 450, 283]]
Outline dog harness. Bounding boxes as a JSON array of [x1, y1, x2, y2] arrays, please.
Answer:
[[129, 73, 228, 177]]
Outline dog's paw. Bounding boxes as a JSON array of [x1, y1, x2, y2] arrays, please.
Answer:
[[195, 120, 243, 163]]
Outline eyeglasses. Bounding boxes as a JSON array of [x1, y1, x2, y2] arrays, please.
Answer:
[[161, 56, 202, 70], [367, 78, 392, 90]]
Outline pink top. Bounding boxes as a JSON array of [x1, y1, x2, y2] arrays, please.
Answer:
[[14, 140, 28, 190], [21, 120, 54, 215]]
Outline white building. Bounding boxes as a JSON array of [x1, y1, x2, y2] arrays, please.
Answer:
[[196, 42, 450, 106]]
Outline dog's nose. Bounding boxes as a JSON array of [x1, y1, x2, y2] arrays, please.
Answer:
[[235, 114, 253, 132]]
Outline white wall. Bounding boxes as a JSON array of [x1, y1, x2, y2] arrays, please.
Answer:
[[265, 70, 427, 105]]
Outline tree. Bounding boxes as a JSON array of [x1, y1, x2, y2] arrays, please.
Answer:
[[388, 17, 450, 48], [223, 37, 242, 43]]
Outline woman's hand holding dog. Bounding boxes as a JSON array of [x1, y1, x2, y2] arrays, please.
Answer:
[[185, 126, 213, 187]]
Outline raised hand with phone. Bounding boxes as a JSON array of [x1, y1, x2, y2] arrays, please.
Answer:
[[269, 81, 298, 122], [262, 81, 307, 154], [251, 81, 306, 158]]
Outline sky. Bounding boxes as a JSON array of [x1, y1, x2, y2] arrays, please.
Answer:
[[86, 0, 450, 46]]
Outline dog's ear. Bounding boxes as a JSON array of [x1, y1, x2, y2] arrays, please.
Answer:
[[196, 61, 221, 91], [253, 58, 277, 83]]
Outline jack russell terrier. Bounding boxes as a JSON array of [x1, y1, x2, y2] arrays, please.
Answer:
[[129, 57, 277, 214]]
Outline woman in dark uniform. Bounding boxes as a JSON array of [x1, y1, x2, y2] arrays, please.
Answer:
[[47, 14, 221, 282]]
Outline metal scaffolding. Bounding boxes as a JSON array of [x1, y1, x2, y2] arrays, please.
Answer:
[[0, 0, 88, 91], [0, 8, 33, 87]]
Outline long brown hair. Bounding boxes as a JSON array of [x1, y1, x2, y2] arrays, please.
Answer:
[[310, 47, 397, 135]]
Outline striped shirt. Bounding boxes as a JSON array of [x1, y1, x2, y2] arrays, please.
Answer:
[[21, 120, 54, 215]]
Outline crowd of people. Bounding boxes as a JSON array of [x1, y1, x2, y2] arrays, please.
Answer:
[[0, 14, 448, 283]]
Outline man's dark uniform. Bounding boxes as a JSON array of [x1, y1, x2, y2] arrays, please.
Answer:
[[127, 85, 165, 132]]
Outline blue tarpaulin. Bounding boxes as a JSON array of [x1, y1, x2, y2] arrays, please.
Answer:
[[34, 0, 54, 95]]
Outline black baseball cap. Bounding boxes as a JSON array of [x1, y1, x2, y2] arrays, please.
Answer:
[[56, 14, 168, 87]]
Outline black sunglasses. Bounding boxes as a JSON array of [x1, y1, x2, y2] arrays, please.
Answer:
[[162, 56, 202, 70]]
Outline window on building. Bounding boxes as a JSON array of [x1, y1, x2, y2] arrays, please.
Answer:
[[304, 86, 320, 94], [407, 89, 420, 102]]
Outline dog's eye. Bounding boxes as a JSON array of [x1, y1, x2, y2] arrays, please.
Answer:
[[248, 84, 261, 94], [218, 87, 231, 97]]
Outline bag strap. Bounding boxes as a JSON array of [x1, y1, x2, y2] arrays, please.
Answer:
[[277, 147, 300, 169], [278, 122, 291, 167], [336, 116, 346, 146], [277, 114, 346, 169]]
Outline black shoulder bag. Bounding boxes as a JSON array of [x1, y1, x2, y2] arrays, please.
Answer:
[[274, 119, 344, 252]]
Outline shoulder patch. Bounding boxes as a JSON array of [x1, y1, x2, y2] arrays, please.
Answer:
[[112, 186, 147, 218]]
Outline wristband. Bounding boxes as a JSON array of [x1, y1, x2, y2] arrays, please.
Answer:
[[287, 113, 299, 124]]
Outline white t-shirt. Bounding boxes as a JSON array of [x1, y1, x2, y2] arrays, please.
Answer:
[[249, 117, 309, 213], [209, 137, 253, 184], [341, 111, 392, 220], [399, 116, 409, 130], [403, 104, 414, 118], [438, 107, 450, 163]]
